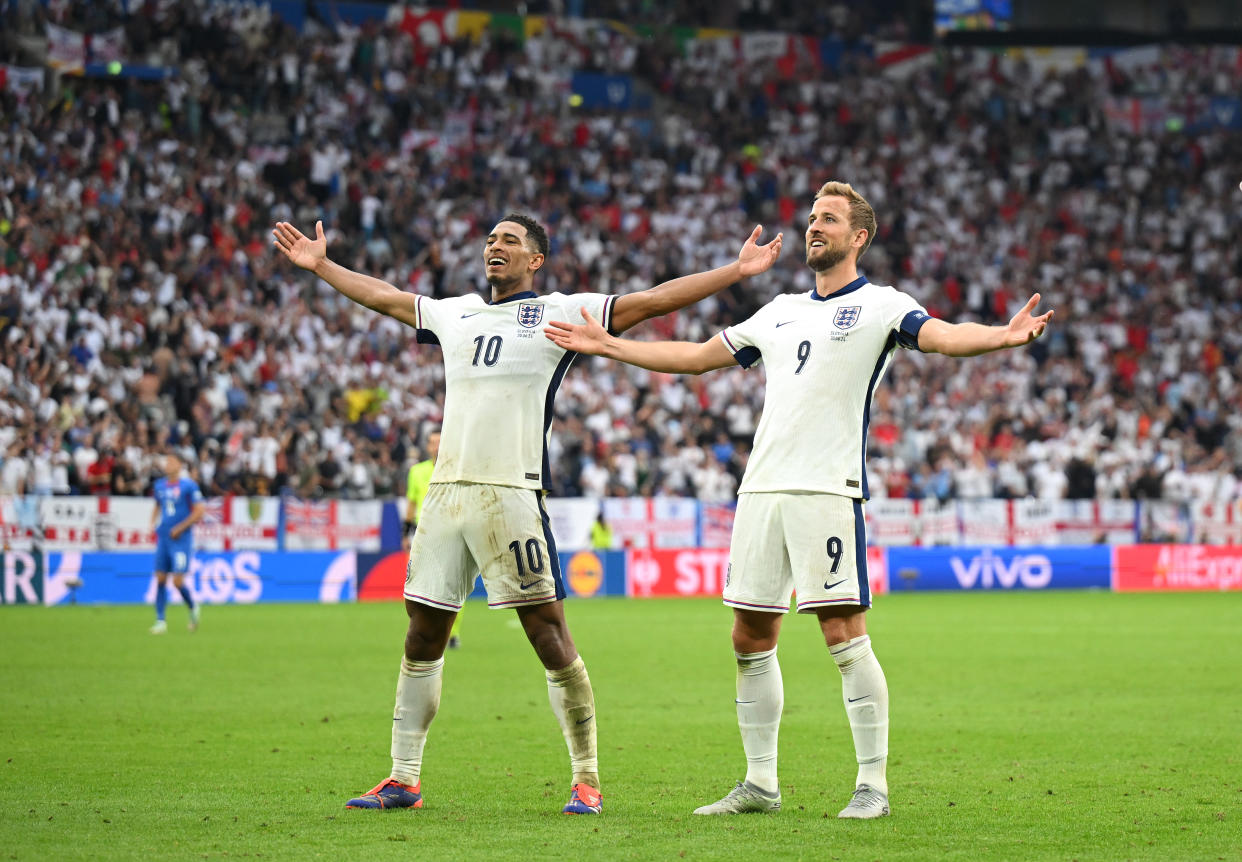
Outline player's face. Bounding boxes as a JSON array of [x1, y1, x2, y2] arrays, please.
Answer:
[[426, 432, 440, 460], [484, 222, 544, 289], [805, 196, 861, 272], [164, 454, 181, 477]]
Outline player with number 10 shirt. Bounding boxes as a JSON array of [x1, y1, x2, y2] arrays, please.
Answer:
[[273, 211, 783, 815]]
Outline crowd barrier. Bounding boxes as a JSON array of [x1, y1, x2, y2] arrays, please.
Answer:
[[5, 544, 1240, 607], [5, 495, 1240, 555]]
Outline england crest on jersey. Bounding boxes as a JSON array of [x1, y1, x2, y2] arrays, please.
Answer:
[[517, 303, 544, 328], [834, 306, 861, 330]]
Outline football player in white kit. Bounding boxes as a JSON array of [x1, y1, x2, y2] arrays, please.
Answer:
[[546, 181, 1053, 819], [273, 213, 782, 814]]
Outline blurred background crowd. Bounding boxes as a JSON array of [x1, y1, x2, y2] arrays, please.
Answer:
[[2, 0, 1240, 504]]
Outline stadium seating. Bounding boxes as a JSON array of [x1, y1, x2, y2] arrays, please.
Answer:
[[1, 2, 1240, 507]]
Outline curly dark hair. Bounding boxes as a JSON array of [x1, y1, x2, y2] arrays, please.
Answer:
[[500, 212, 550, 258]]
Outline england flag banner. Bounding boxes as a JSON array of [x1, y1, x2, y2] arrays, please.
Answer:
[[192, 497, 280, 551], [865, 498, 918, 546], [1011, 499, 1058, 546], [957, 499, 1010, 545], [285, 499, 382, 551]]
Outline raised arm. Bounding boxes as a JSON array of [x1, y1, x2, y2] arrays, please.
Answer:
[[546, 309, 736, 375], [918, 293, 1054, 357], [609, 225, 782, 333], [273, 221, 419, 328]]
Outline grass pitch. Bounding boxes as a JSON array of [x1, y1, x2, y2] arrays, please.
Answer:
[[2, 592, 1240, 861]]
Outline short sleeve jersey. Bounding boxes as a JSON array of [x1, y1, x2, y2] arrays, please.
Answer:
[[720, 277, 930, 499], [153, 476, 204, 541], [412, 290, 617, 490]]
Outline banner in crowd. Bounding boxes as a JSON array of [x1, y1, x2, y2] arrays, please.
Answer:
[[543, 497, 605, 552], [0, 497, 41, 550], [46, 23, 86, 72], [40, 551, 356, 606], [570, 72, 634, 109], [285, 499, 381, 551], [1, 65, 44, 95], [1113, 545, 1242, 592], [1188, 501, 1242, 546], [88, 26, 127, 63], [698, 503, 736, 549], [9, 496, 1242, 553], [1055, 499, 1138, 545], [354, 549, 627, 601], [1139, 500, 1191, 544], [865, 498, 919, 546], [602, 497, 697, 548], [885, 545, 1112, 592]]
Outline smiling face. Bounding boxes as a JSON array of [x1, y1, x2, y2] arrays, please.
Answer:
[[484, 221, 544, 291], [804, 194, 867, 273]]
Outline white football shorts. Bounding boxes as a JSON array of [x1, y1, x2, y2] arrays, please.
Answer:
[[724, 491, 871, 613], [403, 483, 564, 610]]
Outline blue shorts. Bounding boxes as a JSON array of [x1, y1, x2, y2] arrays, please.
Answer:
[[154, 538, 193, 574]]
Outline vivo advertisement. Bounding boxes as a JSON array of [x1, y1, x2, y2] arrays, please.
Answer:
[[885, 546, 1111, 592], [40, 552, 356, 606]]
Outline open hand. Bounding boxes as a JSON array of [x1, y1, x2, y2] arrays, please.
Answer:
[[272, 220, 328, 272], [737, 224, 783, 277], [1006, 293, 1055, 346], [545, 308, 611, 355]]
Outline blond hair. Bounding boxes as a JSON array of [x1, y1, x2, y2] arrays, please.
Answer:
[[814, 180, 876, 260]]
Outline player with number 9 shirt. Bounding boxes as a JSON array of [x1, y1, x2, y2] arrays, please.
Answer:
[[545, 180, 1054, 820]]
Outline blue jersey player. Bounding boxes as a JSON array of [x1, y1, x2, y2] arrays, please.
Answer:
[[149, 452, 206, 634]]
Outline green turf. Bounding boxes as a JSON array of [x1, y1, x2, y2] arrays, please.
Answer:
[[2, 592, 1240, 861]]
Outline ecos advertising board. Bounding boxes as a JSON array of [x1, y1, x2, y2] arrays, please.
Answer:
[[37, 551, 357, 606], [885, 546, 1111, 592]]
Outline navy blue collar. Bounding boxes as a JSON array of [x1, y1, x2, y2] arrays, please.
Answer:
[[810, 276, 867, 302], [491, 290, 538, 305]]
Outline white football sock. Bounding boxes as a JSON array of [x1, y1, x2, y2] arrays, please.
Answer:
[[389, 656, 443, 786], [547, 656, 599, 788], [830, 634, 888, 795], [735, 647, 783, 793]]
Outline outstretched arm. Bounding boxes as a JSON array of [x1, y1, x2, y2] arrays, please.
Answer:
[[546, 309, 736, 375], [273, 221, 419, 328], [918, 293, 1054, 357], [609, 225, 783, 333]]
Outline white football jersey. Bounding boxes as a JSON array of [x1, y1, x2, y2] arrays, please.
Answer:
[[413, 290, 617, 490], [720, 277, 930, 499]]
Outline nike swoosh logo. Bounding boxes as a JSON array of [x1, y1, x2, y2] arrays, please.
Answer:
[[824, 578, 847, 590], [461, 312, 482, 319], [775, 320, 796, 327], [576, 715, 594, 725], [519, 580, 542, 590], [847, 695, 870, 703]]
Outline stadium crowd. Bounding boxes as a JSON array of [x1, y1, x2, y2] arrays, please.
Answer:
[[2, 1, 1241, 505]]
